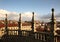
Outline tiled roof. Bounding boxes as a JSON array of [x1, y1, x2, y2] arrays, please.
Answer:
[[0, 23, 5, 28], [7, 23, 18, 27], [0, 21, 31, 28], [36, 25, 51, 32], [0, 23, 18, 28], [22, 22, 31, 26], [36, 26, 45, 32]]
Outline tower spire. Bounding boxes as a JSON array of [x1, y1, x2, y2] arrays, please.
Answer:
[[19, 13, 21, 30], [51, 8, 55, 32], [31, 12, 34, 32], [5, 14, 8, 35], [50, 8, 56, 42], [18, 13, 22, 35]]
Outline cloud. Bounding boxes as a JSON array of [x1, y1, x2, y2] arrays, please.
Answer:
[[41, 13, 60, 22], [55, 13, 60, 21], [0, 9, 10, 18], [0, 9, 40, 21], [0, 9, 19, 20], [56, 13, 60, 18], [0, 9, 10, 14], [41, 13, 51, 19], [7, 12, 19, 20], [21, 12, 40, 21], [1, 9, 60, 22]]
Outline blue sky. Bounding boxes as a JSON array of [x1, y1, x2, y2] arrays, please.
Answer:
[[0, 0, 60, 21], [0, 0, 60, 14]]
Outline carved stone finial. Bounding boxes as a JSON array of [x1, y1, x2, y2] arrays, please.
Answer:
[[52, 8, 54, 12]]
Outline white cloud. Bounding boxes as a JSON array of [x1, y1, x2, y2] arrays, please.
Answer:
[[41, 13, 60, 22], [0, 9, 40, 21], [0, 9, 10, 14], [22, 12, 32, 18], [0, 9, 10, 18], [2, 9, 60, 22], [0, 9, 18, 20], [21, 12, 40, 21]]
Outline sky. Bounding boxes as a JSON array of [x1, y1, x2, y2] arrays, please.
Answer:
[[0, 0, 60, 22]]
